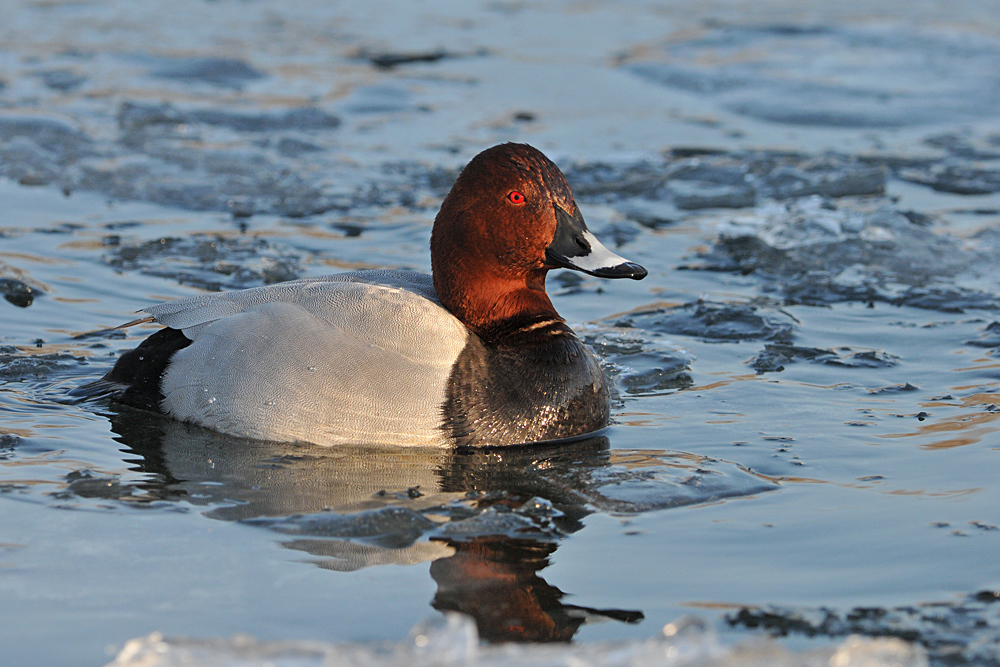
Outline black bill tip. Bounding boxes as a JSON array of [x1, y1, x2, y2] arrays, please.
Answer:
[[590, 261, 647, 280]]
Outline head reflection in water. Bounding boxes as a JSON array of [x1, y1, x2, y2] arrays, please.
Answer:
[[107, 408, 644, 643], [431, 538, 642, 643]]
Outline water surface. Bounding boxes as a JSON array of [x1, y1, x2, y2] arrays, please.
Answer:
[[2, 1, 1000, 666]]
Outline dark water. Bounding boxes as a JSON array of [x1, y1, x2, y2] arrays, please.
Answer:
[[2, 1, 1000, 666]]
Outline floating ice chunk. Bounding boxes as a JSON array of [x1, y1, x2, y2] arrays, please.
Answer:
[[0, 275, 43, 307], [439, 505, 554, 539], [965, 322, 1000, 348], [105, 234, 301, 290], [898, 164, 1000, 195], [668, 180, 756, 210], [859, 226, 896, 242], [750, 344, 899, 374], [614, 300, 795, 343], [830, 636, 928, 667], [249, 507, 437, 548], [583, 327, 695, 396], [692, 197, 1000, 311], [105, 614, 929, 667], [118, 101, 340, 133], [0, 115, 92, 157], [0, 351, 84, 380], [408, 614, 478, 662]]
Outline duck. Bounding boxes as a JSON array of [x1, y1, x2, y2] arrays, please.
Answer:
[[89, 143, 647, 447]]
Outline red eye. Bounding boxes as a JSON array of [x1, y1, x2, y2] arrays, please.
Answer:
[[508, 191, 525, 205]]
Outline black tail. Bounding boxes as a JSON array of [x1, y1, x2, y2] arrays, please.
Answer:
[[74, 327, 192, 412]]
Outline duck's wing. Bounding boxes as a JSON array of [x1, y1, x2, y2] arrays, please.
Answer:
[[154, 270, 470, 447], [143, 270, 440, 341]]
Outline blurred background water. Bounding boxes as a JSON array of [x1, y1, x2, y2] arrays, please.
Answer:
[[2, 1, 1000, 665]]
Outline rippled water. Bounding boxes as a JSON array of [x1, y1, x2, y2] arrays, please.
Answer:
[[2, 1, 1000, 666]]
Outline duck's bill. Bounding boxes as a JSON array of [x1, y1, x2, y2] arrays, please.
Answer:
[[545, 205, 647, 280]]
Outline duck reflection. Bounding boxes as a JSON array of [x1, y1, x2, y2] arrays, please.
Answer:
[[431, 537, 643, 642], [107, 407, 644, 642]]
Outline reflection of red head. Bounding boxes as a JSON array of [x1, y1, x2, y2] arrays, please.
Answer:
[[430, 537, 577, 642], [429, 537, 643, 643]]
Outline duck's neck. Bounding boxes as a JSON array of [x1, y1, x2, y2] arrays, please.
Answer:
[[435, 270, 565, 344]]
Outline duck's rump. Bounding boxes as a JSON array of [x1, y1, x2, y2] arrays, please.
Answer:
[[95, 270, 610, 447]]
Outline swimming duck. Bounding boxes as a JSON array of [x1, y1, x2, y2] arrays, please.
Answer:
[[92, 143, 647, 447]]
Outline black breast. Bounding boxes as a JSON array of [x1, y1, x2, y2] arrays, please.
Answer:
[[441, 324, 610, 447]]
